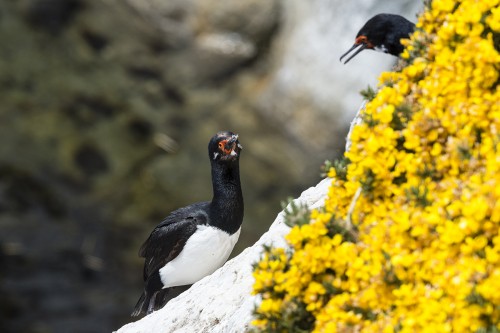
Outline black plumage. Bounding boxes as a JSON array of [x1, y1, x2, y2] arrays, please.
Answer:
[[131, 131, 244, 317], [340, 13, 416, 64]]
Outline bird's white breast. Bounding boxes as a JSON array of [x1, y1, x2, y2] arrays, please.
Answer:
[[375, 44, 388, 53], [159, 225, 241, 288]]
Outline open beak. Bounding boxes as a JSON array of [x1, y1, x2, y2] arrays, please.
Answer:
[[339, 43, 368, 64], [224, 134, 242, 159], [228, 134, 242, 150], [227, 134, 239, 147]]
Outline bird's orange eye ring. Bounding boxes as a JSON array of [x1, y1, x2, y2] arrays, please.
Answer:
[[356, 35, 368, 44]]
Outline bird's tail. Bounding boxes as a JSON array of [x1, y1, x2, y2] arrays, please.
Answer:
[[131, 289, 168, 317], [154, 285, 191, 308], [131, 285, 192, 317], [153, 289, 170, 310], [131, 291, 150, 317]]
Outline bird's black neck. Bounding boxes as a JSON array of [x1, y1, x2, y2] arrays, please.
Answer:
[[209, 161, 244, 234]]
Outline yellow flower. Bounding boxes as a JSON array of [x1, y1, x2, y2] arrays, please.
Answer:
[[487, 6, 500, 32], [259, 298, 283, 314]]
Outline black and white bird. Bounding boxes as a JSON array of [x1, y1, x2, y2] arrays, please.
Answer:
[[340, 13, 415, 64], [131, 131, 244, 317]]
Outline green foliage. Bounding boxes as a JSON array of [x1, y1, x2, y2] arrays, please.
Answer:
[[250, 299, 315, 333], [405, 185, 431, 208], [360, 168, 376, 198], [320, 160, 332, 178], [334, 157, 350, 181], [360, 85, 377, 101], [391, 104, 413, 131], [281, 199, 311, 228]]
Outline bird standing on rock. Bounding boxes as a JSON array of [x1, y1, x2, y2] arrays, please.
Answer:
[[131, 131, 244, 317], [340, 13, 415, 64]]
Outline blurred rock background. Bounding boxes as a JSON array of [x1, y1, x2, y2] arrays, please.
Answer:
[[0, 0, 420, 332]]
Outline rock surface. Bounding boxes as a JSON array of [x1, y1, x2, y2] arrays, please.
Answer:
[[115, 177, 332, 333]]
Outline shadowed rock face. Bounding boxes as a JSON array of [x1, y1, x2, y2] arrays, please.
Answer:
[[21, 0, 83, 34], [0, 0, 419, 331]]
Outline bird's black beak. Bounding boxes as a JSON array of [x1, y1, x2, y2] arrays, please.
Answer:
[[339, 43, 368, 64], [227, 134, 239, 147], [222, 134, 242, 161], [227, 134, 242, 152]]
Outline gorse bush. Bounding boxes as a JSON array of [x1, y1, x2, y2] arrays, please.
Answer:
[[251, 0, 500, 332]]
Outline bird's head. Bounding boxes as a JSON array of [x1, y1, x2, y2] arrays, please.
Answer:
[[208, 131, 242, 163], [340, 14, 415, 64]]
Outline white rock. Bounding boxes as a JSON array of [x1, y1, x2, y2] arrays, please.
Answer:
[[115, 177, 332, 333]]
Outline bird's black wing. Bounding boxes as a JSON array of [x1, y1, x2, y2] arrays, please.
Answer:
[[138, 202, 210, 280]]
